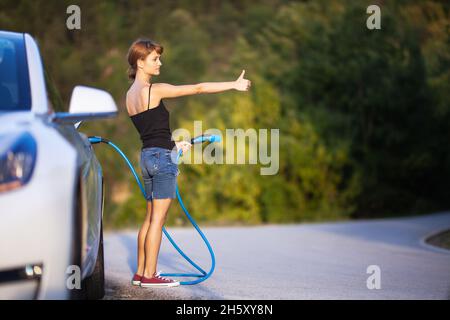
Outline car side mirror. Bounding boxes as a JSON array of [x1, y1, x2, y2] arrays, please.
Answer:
[[52, 86, 118, 128]]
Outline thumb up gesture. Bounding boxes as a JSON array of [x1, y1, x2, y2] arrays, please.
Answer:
[[235, 69, 252, 92]]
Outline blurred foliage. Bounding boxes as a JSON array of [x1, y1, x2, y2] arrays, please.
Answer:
[[1, 0, 449, 228]]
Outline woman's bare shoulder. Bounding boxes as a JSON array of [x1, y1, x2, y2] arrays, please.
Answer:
[[149, 82, 165, 92], [126, 83, 149, 115]]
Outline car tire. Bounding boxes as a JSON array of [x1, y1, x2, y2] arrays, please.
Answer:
[[83, 223, 105, 300], [70, 173, 83, 300], [70, 173, 105, 300]]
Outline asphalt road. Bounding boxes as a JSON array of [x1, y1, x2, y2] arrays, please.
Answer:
[[103, 212, 450, 300]]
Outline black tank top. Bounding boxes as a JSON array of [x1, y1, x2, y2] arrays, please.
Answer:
[[129, 83, 176, 150]]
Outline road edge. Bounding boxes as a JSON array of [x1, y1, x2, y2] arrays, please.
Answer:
[[419, 227, 450, 255]]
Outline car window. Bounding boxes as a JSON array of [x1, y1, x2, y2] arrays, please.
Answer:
[[0, 34, 31, 111]]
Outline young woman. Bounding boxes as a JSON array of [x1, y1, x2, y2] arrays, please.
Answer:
[[125, 38, 251, 288]]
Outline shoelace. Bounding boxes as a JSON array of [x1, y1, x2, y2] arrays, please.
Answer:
[[154, 270, 173, 282]]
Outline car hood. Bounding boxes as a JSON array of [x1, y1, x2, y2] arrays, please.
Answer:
[[0, 111, 46, 133]]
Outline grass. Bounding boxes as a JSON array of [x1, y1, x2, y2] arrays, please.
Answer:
[[426, 229, 450, 251]]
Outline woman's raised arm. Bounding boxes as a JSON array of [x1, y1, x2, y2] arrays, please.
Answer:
[[155, 70, 251, 99]]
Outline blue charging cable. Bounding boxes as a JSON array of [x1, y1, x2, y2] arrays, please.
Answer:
[[88, 134, 220, 285]]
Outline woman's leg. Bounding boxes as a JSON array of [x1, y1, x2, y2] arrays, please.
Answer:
[[136, 201, 152, 276], [143, 198, 172, 278]]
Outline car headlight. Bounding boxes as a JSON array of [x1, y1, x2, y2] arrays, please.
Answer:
[[0, 132, 37, 193]]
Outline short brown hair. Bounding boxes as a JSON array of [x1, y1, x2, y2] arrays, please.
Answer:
[[126, 38, 164, 80]]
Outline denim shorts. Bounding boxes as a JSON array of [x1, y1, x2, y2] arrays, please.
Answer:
[[140, 147, 179, 201]]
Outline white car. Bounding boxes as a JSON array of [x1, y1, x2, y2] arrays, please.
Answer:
[[0, 30, 117, 299]]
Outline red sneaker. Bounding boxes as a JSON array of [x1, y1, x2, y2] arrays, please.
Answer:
[[131, 273, 142, 286], [140, 271, 180, 287]]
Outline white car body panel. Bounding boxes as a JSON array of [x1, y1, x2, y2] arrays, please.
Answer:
[[0, 112, 77, 299]]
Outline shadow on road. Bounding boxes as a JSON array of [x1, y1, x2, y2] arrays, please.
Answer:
[[306, 212, 450, 253], [115, 232, 224, 299]]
